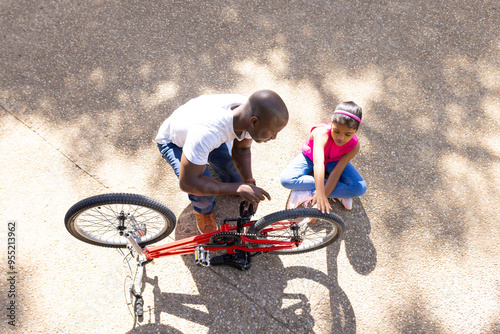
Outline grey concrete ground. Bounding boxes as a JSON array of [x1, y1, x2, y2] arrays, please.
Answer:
[[1, 1, 499, 333]]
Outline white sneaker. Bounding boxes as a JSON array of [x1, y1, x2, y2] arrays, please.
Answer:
[[338, 198, 353, 210], [286, 190, 314, 209]]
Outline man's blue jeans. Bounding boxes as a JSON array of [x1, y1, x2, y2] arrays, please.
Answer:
[[280, 153, 366, 198], [158, 142, 242, 214]]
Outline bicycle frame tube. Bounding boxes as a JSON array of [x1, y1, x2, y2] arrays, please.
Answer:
[[145, 232, 215, 259], [140, 220, 300, 260]]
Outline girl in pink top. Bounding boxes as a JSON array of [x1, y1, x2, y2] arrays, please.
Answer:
[[280, 101, 366, 213]]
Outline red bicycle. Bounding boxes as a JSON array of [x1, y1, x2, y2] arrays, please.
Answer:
[[65, 193, 345, 319]]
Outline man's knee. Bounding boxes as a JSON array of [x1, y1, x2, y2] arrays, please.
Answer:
[[189, 194, 215, 214]]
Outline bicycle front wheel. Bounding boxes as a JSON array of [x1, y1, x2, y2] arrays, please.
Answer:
[[65, 193, 176, 248], [247, 208, 344, 255]]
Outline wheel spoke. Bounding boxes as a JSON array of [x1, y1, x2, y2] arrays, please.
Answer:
[[74, 203, 168, 245], [65, 194, 175, 248], [248, 208, 343, 254]]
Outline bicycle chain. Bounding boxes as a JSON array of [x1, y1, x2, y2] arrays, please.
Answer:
[[218, 231, 291, 240]]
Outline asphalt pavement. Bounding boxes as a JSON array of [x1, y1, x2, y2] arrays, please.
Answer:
[[1, 1, 499, 333]]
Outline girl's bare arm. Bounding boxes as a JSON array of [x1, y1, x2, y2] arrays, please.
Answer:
[[311, 128, 332, 213], [324, 142, 360, 197]]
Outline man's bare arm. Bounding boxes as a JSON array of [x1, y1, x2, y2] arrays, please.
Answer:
[[178, 154, 270, 205], [232, 138, 253, 182]]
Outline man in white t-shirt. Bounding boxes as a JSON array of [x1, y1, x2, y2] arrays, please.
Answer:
[[156, 90, 289, 233]]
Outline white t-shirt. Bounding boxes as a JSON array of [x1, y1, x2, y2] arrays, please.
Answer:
[[156, 94, 252, 165]]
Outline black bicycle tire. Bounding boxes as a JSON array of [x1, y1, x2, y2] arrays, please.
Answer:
[[247, 208, 345, 255], [65, 193, 176, 248]]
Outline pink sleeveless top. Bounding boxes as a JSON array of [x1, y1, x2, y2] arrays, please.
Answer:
[[302, 123, 358, 163]]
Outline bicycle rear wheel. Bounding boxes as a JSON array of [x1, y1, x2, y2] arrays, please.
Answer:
[[247, 208, 344, 254], [65, 193, 176, 248]]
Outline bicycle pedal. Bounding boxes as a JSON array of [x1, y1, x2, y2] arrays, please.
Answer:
[[194, 246, 210, 267]]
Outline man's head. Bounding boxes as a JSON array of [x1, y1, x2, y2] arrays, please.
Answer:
[[246, 90, 289, 143]]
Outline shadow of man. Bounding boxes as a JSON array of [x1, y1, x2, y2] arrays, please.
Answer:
[[125, 195, 373, 333]]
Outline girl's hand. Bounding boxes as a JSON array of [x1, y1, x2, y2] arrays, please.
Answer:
[[312, 192, 332, 214]]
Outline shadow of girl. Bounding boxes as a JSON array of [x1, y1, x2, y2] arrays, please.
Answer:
[[332, 198, 377, 275]]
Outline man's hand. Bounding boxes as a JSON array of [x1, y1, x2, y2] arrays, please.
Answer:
[[236, 183, 271, 208], [179, 154, 270, 212]]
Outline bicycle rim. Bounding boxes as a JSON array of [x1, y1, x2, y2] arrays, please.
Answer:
[[65, 192, 177, 248], [248, 208, 344, 254]]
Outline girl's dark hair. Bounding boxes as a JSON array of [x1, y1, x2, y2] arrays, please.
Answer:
[[331, 101, 362, 129]]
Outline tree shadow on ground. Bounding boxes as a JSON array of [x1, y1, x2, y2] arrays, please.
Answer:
[[2, 0, 499, 331], [2, 0, 498, 250]]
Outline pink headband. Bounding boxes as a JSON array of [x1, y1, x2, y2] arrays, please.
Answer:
[[333, 110, 361, 123]]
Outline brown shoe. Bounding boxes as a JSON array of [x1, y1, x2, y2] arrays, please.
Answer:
[[195, 212, 217, 234]]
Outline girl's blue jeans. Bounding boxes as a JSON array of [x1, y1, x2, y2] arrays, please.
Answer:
[[280, 153, 366, 198], [157, 142, 242, 215]]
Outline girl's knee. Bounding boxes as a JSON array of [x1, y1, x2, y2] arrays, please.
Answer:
[[280, 174, 294, 189], [280, 169, 304, 189], [354, 180, 367, 197]]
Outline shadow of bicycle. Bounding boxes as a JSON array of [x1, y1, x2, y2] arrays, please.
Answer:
[[126, 196, 376, 333]]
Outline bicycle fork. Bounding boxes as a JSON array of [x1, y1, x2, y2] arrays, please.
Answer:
[[129, 261, 145, 319], [125, 233, 149, 320]]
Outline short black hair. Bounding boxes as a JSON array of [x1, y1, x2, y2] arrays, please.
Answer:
[[249, 90, 289, 123]]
